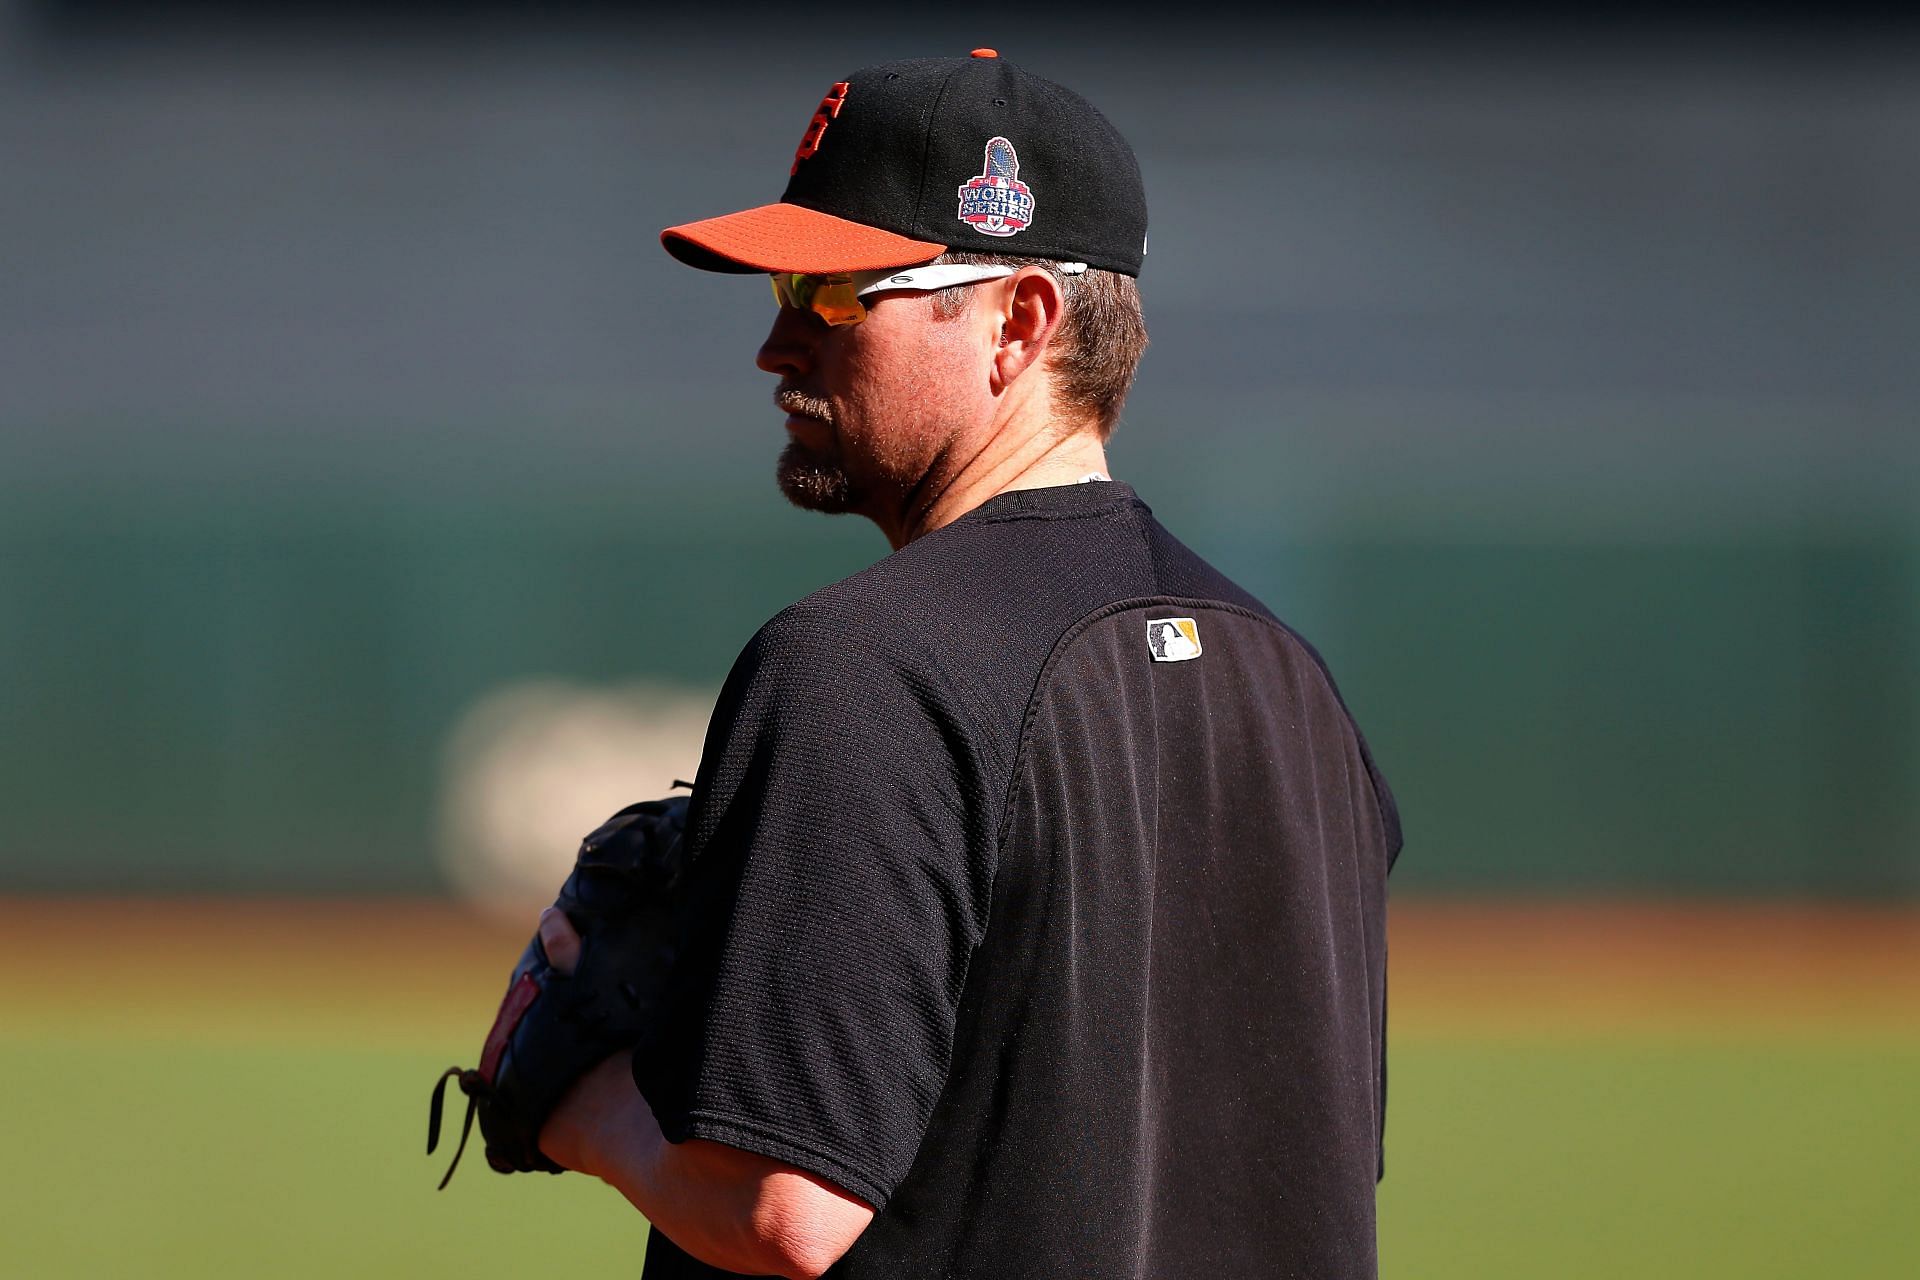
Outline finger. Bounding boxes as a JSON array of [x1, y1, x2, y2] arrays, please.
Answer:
[[538, 906, 582, 975]]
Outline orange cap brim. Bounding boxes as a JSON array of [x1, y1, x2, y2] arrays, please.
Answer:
[[661, 202, 946, 275]]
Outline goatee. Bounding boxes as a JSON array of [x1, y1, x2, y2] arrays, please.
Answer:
[[777, 439, 855, 513], [773, 386, 856, 513]]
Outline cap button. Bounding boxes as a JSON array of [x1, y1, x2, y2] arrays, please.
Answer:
[[970, 48, 998, 58]]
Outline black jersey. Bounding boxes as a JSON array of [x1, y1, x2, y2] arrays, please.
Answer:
[[636, 481, 1401, 1279]]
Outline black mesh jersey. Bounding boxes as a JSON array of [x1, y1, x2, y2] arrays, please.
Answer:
[[635, 480, 1402, 1279]]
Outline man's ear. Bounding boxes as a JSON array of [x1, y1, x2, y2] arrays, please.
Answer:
[[991, 267, 1066, 393]]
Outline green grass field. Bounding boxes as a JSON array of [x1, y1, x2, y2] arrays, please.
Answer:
[[4, 900, 1915, 1277]]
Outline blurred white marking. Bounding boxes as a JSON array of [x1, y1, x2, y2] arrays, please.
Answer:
[[435, 679, 713, 921]]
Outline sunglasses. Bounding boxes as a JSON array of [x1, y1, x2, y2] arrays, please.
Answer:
[[770, 261, 1085, 326]]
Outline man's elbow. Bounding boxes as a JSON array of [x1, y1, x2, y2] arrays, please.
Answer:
[[745, 1170, 876, 1280]]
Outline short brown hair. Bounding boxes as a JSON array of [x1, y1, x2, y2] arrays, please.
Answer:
[[931, 252, 1147, 440]]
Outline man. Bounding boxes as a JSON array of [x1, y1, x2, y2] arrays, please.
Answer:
[[538, 50, 1401, 1279]]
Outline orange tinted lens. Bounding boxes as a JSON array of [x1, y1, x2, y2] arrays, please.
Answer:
[[770, 273, 864, 326], [806, 279, 864, 325]]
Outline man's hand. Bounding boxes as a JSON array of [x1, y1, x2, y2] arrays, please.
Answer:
[[429, 796, 692, 1188], [532, 906, 622, 1176], [537, 905, 582, 973], [534, 911, 876, 1280]]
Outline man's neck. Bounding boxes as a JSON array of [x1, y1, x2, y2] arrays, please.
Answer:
[[880, 419, 1111, 551]]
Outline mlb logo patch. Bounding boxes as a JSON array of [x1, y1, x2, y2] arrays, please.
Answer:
[[1146, 618, 1202, 662]]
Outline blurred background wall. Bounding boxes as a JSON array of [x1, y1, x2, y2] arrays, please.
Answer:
[[3, 1, 1916, 898]]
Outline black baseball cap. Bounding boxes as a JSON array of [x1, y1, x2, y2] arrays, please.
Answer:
[[661, 50, 1147, 277]]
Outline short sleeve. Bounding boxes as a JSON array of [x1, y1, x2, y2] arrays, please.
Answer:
[[634, 602, 999, 1209]]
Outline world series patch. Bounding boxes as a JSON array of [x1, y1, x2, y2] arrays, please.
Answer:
[[1146, 618, 1202, 662], [957, 137, 1035, 237]]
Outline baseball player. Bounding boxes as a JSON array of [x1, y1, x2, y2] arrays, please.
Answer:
[[536, 50, 1401, 1279]]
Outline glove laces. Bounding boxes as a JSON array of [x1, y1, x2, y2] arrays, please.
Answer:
[[426, 1066, 487, 1190]]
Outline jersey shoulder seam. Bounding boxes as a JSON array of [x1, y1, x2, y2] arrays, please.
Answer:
[[990, 595, 1286, 855], [989, 595, 1402, 865]]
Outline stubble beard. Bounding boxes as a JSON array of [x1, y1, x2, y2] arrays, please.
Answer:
[[774, 388, 856, 514]]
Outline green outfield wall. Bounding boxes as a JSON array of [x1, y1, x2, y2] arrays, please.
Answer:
[[3, 479, 1914, 897]]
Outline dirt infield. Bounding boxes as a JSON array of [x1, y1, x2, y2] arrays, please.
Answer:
[[1387, 899, 1920, 1036], [2, 897, 1915, 1045]]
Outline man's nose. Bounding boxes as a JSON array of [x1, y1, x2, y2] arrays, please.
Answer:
[[756, 305, 821, 378]]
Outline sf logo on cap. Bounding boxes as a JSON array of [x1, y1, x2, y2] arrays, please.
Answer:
[[791, 81, 850, 175], [957, 137, 1035, 237]]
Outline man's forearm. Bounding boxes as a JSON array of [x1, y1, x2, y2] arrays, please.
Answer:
[[541, 1053, 873, 1280]]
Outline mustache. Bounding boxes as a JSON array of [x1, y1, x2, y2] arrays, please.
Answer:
[[775, 386, 834, 424]]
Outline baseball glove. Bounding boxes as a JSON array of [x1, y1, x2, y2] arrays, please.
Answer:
[[427, 793, 692, 1189]]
